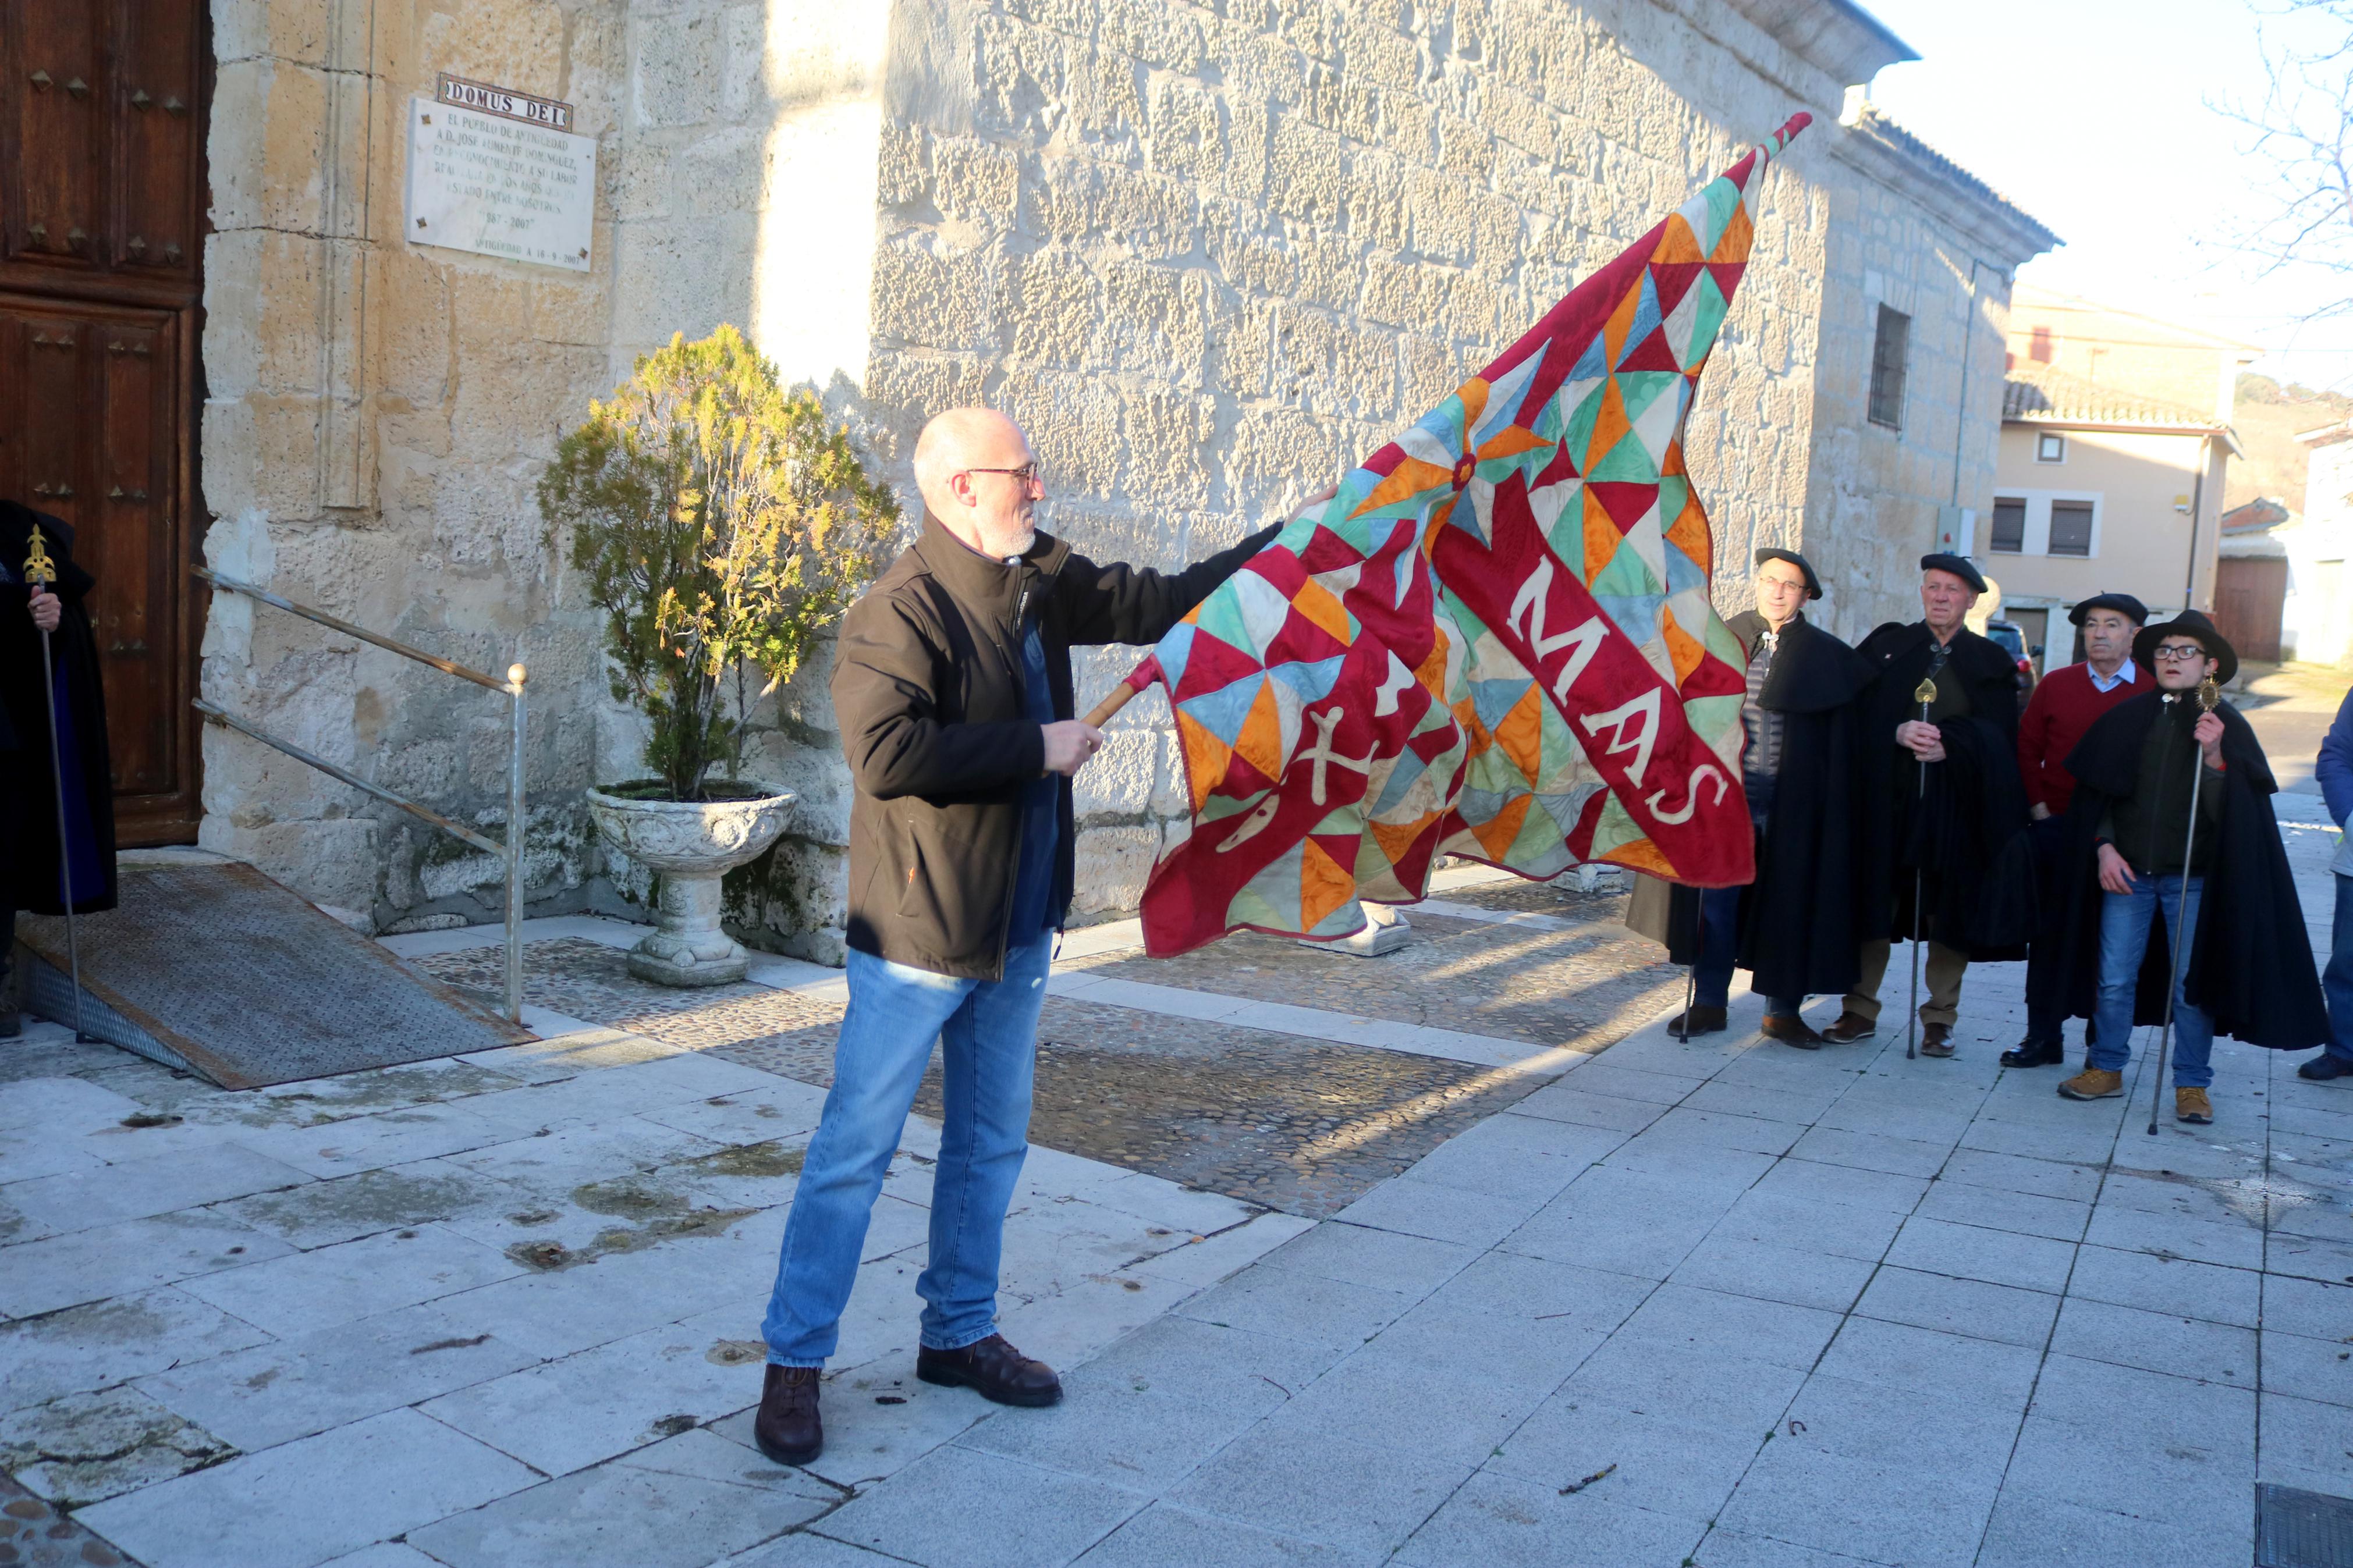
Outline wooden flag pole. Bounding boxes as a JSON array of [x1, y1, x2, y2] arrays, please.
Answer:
[[1084, 680, 1143, 730]]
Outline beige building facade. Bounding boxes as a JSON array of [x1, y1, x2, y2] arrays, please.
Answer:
[[182, 0, 2052, 957], [1986, 291, 2251, 670]]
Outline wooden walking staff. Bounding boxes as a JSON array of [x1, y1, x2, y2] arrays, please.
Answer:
[[22, 525, 91, 1043], [2148, 675, 2222, 1136], [1907, 674, 1936, 1061]]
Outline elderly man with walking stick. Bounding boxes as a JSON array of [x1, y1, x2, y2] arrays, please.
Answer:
[[2045, 612, 2327, 1123], [1826, 554, 2029, 1058], [749, 407, 1281, 1468]]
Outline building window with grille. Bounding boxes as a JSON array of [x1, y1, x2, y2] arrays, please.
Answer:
[[1990, 497, 2027, 553], [2036, 432, 2067, 463], [2049, 500, 2096, 557], [1868, 305, 1910, 429]]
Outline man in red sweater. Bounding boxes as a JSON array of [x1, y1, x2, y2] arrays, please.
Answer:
[[2003, 592, 2148, 1068]]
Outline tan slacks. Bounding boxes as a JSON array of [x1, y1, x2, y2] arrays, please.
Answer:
[[1844, 938, 1969, 1029]]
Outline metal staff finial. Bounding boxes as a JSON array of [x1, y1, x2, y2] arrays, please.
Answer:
[[22, 523, 90, 1043]]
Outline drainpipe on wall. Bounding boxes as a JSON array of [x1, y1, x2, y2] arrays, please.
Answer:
[[2181, 436, 2208, 614]]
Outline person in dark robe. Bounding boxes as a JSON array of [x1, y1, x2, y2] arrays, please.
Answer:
[[1626, 547, 1876, 1047], [1822, 554, 2029, 1057], [2004, 591, 2148, 1069], [1, 499, 118, 1039], [2046, 611, 2327, 1122]]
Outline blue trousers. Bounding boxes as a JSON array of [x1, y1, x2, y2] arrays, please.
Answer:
[[762, 931, 1053, 1367], [1693, 775, 1799, 1016], [2323, 872, 2353, 1063], [2089, 874, 2213, 1090]]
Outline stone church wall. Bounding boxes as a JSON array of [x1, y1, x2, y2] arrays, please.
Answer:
[[194, 0, 2043, 960]]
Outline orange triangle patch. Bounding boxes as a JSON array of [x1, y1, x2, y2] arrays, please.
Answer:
[[1653, 213, 1704, 264], [1665, 494, 1712, 574], [1710, 200, 1754, 265], [1353, 456, 1456, 520], [1368, 810, 1439, 867], [1291, 579, 1352, 647], [1601, 835, 1676, 876], [1414, 627, 1451, 702], [1301, 837, 1357, 930], [1660, 607, 1707, 686], [1584, 377, 1632, 473], [1232, 678, 1286, 783], [1492, 685, 1545, 787], [1582, 488, 1623, 584], [1470, 794, 1534, 862], [1176, 708, 1233, 811]]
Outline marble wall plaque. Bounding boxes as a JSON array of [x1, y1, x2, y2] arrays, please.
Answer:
[[404, 97, 594, 272]]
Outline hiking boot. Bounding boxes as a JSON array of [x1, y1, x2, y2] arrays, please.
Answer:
[[753, 1364, 822, 1466], [1761, 1013, 1823, 1049], [1667, 1005, 1727, 1039], [2000, 1036, 2065, 1069], [1822, 1011, 1876, 1044], [915, 1335, 1061, 1407], [2299, 1052, 2353, 1082], [2057, 1068, 2125, 1101], [2175, 1087, 2214, 1125]]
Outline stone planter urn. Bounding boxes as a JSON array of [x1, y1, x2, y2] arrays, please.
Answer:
[[585, 782, 797, 986]]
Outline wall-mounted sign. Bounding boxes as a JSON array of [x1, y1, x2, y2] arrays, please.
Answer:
[[404, 95, 595, 272], [435, 72, 573, 132]]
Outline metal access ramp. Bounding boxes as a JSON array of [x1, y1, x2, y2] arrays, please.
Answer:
[[15, 861, 533, 1089]]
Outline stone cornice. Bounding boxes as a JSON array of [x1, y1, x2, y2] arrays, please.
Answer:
[[1717, 0, 1918, 88], [1830, 103, 2061, 271]]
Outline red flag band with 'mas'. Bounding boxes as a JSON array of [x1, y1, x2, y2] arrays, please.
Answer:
[[1120, 113, 1811, 957]]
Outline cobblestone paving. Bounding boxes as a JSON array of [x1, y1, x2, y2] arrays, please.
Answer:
[[1073, 883, 1684, 1047], [0, 1472, 137, 1567], [414, 937, 1578, 1219]]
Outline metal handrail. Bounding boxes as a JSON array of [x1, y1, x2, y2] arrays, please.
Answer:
[[193, 568, 527, 1023]]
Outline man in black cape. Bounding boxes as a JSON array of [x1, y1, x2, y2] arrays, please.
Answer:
[[2046, 611, 2327, 1122], [1627, 547, 1876, 1046], [1823, 554, 2029, 1057], [1, 499, 118, 1039]]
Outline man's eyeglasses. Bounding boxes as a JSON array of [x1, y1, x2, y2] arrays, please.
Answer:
[[2152, 644, 2209, 663], [963, 462, 1042, 487]]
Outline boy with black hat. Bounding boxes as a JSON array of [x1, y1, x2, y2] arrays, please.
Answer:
[[2049, 611, 2329, 1121], [1629, 547, 1876, 1046], [2003, 592, 2148, 1068], [1827, 554, 2030, 1055]]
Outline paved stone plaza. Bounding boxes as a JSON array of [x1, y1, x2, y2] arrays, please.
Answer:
[[3, 814, 2351, 1566]]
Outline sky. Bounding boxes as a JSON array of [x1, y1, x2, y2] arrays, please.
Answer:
[[1860, 0, 2353, 389]]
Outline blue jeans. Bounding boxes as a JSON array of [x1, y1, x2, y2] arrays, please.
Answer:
[[1694, 774, 1798, 1015], [762, 931, 1053, 1366], [2324, 873, 2353, 1062], [2089, 873, 2213, 1089]]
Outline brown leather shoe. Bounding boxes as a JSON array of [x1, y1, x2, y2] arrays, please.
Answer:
[[1821, 1011, 1876, 1043], [1919, 1023, 1955, 1058], [753, 1364, 822, 1466], [1667, 1005, 1727, 1038], [915, 1335, 1062, 1407], [1761, 1014, 1823, 1049]]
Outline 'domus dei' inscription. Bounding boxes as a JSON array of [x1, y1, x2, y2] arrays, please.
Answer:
[[404, 90, 594, 272]]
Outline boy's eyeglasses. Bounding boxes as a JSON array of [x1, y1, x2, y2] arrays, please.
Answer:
[[2152, 644, 2208, 662]]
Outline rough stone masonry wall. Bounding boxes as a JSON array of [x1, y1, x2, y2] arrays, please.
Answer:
[[200, 0, 648, 930], [744, 0, 1857, 950]]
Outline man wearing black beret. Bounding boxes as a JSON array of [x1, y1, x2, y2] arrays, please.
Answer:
[[1628, 547, 1876, 1046], [1824, 554, 2031, 1055]]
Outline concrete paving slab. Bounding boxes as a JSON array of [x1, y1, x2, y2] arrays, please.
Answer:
[[1489, 1391, 1765, 1519], [406, 1428, 840, 1568], [1392, 1469, 1704, 1567], [1884, 1213, 2078, 1293], [1167, 1425, 1471, 1558], [1812, 1317, 2044, 1405], [175, 1222, 524, 1338], [137, 1298, 538, 1449], [819, 1445, 1147, 1568], [2260, 1327, 2353, 1406], [73, 1407, 538, 1568], [2048, 1295, 2260, 1387], [0, 1208, 296, 1320], [0, 1288, 276, 1414], [1070, 1501, 1375, 1566], [2066, 1243, 2262, 1327], [1667, 1235, 1878, 1313], [1852, 1264, 2062, 1348]]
